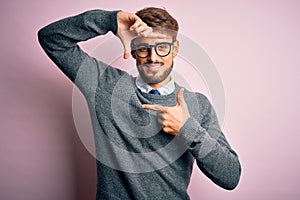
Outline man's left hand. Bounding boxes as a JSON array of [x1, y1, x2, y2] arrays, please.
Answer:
[[142, 88, 190, 135]]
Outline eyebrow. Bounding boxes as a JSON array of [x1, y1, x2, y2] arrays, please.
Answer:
[[133, 41, 172, 46]]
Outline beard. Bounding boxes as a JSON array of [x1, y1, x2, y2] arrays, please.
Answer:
[[137, 61, 173, 84]]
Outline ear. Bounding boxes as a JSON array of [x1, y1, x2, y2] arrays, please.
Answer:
[[172, 40, 179, 58]]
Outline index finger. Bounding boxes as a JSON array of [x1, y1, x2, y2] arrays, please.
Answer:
[[135, 28, 167, 38], [142, 104, 165, 111], [146, 31, 167, 38]]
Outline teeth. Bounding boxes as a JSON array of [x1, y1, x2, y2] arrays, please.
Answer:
[[147, 64, 160, 68]]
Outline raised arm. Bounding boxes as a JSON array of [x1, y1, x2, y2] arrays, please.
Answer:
[[38, 10, 120, 82], [38, 9, 159, 94]]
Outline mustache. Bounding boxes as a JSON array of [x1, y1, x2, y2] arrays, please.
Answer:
[[143, 61, 164, 66]]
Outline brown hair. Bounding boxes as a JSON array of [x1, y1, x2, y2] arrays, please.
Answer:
[[136, 7, 179, 38]]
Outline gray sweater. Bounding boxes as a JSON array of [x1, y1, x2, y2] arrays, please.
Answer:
[[38, 10, 241, 200]]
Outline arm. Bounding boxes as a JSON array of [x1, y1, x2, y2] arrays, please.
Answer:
[[38, 10, 154, 94], [142, 89, 241, 190], [179, 94, 241, 190], [38, 10, 119, 82]]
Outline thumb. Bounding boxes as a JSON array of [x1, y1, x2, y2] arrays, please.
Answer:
[[177, 88, 185, 106], [123, 46, 131, 59], [120, 39, 131, 59], [118, 32, 132, 59]]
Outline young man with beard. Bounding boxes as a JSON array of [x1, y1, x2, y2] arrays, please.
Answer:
[[38, 7, 241, 200]]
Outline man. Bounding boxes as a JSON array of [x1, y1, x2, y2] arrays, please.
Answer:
[[38, 7, 241, 200]]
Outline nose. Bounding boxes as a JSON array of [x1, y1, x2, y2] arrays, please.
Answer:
[[147, 47, 158, 62]]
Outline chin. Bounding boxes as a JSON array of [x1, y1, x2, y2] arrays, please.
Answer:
[[144, 77, 163, 84], [138, 66, 172, 85]]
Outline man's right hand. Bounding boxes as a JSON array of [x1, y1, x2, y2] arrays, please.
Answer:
[[117, 11, 162, 59]]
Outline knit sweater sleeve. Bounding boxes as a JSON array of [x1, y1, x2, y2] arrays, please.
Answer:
[[178, 94, 241, 190], [37, 10, 121, 95]]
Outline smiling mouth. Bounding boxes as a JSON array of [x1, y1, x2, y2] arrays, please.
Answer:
[[143, 63, 163, 72]]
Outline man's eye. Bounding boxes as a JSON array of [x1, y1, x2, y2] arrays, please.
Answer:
[[137, 47, 148, 52], [157, 44, 168, 50]]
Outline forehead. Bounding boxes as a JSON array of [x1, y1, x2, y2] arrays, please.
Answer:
[[133, 36, 173, 44]]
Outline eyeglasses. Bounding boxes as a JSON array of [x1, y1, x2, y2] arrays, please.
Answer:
[[132, 42, 174, 58]]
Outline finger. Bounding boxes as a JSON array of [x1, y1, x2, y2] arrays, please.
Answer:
[[121, 40, 131, 59], [157, 112, 167, 121], [134, 25, 150, 34], [123, 51, 131, 59], [162, 126, 170, 132], [177, 88, 185, 105], [147, 31, 167, 38], [142, 104, 165, 111], [162, 127, 176, 135], [157, 117, 164, 125], [133, 25, 167, 38], [139, 28, 167, 38], [139, 27, 152, 37], [129, 17, 144, 31], [118, 32, 133, 59]]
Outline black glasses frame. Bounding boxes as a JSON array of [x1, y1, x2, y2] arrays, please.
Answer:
[[132, 42, 174, 58]]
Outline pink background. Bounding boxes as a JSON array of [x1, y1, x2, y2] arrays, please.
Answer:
[[1, 0, 300, 199]]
